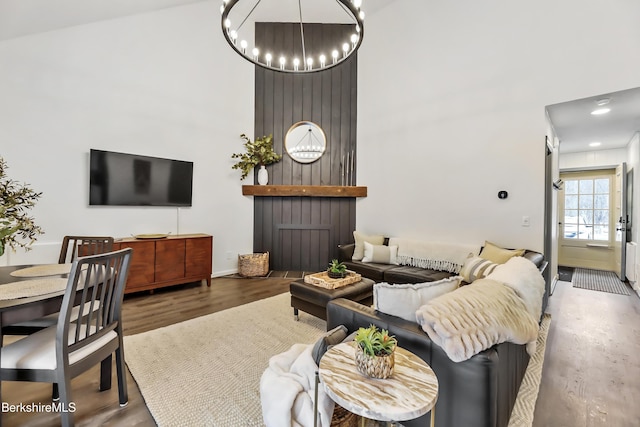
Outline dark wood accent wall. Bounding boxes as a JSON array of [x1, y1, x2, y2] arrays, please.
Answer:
[[253, 22, 358, 271]]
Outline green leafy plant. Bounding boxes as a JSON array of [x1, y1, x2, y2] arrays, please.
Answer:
[[0, 157, 44, 256], [231, 133, 282, 180], [328, 259, 347, 274], [354, 324, 397, 357]]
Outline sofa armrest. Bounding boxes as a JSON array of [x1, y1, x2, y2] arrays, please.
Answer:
[[327, 298, 435, 362], [337, 243, 355, 263]]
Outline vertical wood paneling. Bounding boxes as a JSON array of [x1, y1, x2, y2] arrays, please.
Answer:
[[253, 23, 358, 272]]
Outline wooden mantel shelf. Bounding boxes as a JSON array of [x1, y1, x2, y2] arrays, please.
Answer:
[[242, 185, 367, 198]]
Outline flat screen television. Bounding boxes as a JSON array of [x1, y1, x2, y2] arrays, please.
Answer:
[[89, 149, 193, 207]]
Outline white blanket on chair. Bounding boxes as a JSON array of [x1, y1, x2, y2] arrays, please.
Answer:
[[260, 343, 334, 427], [389, 238, 481, 274]]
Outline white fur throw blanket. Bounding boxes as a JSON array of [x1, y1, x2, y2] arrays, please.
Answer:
[[260, 343, 334, 427], [389, 238, 481, 274], [415, 257, 544, 362]]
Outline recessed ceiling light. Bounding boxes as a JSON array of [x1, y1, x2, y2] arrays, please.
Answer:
[[596, 98, 610, 106], [589, 142, 602, 147], [591, 108, 611, 115]]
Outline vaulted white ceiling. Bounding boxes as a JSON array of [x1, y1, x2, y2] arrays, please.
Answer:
[[0, 0, 392, 41], [547, 86, 640, 154], [2, 0, 637, 155]]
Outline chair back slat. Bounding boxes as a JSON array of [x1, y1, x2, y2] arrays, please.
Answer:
[[57, 248, 132, 361], [58, 236, 115, 264]]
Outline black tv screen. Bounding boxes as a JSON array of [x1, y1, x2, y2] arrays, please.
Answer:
[[89, 149, 193, 207]]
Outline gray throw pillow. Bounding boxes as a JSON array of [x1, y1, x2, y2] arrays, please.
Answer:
[[311, 325, 348, 365]]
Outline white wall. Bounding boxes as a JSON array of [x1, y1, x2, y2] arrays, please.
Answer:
[[357, 0, 640, 253], [0, 1, 255, 275], [2, 0, 640, 275], [560, 148, 628, 170]]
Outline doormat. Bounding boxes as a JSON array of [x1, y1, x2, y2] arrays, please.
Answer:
[[572, 268, 631, 295]]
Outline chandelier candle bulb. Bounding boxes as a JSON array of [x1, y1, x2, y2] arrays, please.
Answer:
[[221, 0, 364, 73]]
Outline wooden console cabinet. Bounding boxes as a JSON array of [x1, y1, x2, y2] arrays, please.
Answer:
[[113, 233, 212, 294]]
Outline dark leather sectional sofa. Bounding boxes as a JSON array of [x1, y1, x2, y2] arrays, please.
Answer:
[[338, 242, 545, 285], [328, 242, 548, 427]]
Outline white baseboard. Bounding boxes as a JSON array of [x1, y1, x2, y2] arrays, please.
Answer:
[[212, 269, 238, 278]]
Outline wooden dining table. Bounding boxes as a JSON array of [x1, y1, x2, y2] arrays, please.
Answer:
[[0, 264, 71, 426]]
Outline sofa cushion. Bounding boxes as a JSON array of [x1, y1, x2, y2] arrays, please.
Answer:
[[362, 242, 398, 264], [374, 276, 462, 322], [479, 241, 525, 263], [352, 231, 385, 261], [523, 250, 544, 268], [383, 265, 454, 284], [342, 261, 397, 282], [459, 255, 500, 283]]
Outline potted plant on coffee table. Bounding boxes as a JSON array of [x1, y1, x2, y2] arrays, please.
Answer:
[[231, 133, 282, 185], [354, 324, 397, 379], [327, 259, 347, 279]]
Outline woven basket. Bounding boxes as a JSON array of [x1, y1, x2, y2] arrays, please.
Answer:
[[238, 252, 269, 277], [355, 345, 395, 379], [331, 404, 357, 427]]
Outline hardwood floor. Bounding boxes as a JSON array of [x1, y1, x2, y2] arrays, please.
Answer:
[[2, 276, 293, 427], [534, 280, 640, 427], [3, 276, 640, 426]]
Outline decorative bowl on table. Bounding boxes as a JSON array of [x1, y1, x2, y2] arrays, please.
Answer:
[[327, 259, 347, 279], [327, 270, 347, 279]]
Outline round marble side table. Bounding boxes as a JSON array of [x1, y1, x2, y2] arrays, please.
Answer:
[[319, 341, 439, 426]]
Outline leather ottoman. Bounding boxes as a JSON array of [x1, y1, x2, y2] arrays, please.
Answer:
[[289, 277, 375, 322]]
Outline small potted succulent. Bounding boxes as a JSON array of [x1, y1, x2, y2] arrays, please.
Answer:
[[354, 324, 397, 379], [327, 259, 347, 279], [231, 133, 282, 184]]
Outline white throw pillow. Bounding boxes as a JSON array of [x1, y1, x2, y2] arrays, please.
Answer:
[[362, 242, 398, 264], [352, 231, 385, 261], [373, 276, 462, 322]]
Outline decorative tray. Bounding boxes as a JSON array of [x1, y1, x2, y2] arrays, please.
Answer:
[[132, 233, 169, 239], [304, 270, 362, 289]]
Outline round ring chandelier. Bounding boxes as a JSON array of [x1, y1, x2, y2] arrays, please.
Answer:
[[220, 0, 365, 74]]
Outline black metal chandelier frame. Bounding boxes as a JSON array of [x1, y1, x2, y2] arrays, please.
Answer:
[[221, 0, 365, 74]]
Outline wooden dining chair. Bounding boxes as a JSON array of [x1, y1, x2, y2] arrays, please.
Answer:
[[0, 248, 132, 427], [1, 236, 116, 401], [58, 236, 115, 264], [2, 236, 115, 337]]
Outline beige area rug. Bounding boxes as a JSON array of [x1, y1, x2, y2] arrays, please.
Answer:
[[124, 293, 325, 426], [508, 313, 551, 427], [124, 294, 550, 427]]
